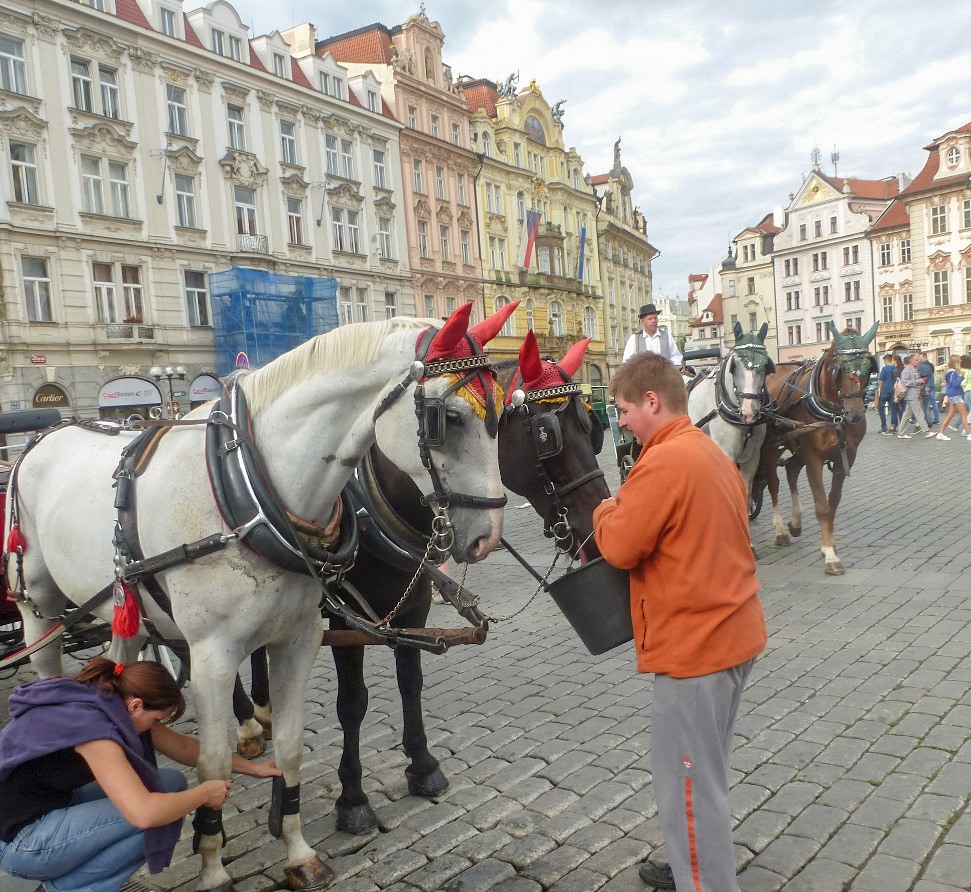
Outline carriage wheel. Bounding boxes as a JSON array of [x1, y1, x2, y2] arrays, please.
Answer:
[[620, 454, 634, 483]]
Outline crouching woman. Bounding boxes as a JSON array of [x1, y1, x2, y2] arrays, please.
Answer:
[[0, 656, 281, 892]]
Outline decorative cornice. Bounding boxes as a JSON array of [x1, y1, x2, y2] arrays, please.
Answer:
[[257, 90, 275, 112], [374, 195, 396, 213], [159, 62, 193, 85], [0, 107, 47, 140], [70, 122, 137, 155], [130, 47, 160, 75], [436, 203, 452, 222], [221, 81, 250, 104], [414, 197, 431, 219], [62, 26, 126, 62], [193, 68, 215, 93], [167, 144, 204, 174], [219, 149, 268, 187], [326, 181, 363, 206], [32, 13, 61, 43], [280, 172, 309, 197], [927, 250, 952, 272], [0, 9, 31, 37]]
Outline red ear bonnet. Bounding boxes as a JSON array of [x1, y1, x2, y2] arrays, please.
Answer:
[[518, 330, 544, 389], [558, 337, 591, 378], [425, 302, 472, 361], [468, 299, 521, 349]]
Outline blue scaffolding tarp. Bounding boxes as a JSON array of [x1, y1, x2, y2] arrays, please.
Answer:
[[209, 267, 339, 376]]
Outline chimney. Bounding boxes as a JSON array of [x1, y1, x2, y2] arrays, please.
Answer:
[[281, 23, 316, 58]]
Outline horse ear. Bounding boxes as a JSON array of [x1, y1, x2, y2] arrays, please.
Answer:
[[429, 301, 472, 355], [758, 322, 769, 343], [519, 330, 543, 387], [827, 320, 842, 345], [733, 320, 744, 342], [469, 299, 521, 347], [559, 337, 591, 378], [861, 321, 879, 346]]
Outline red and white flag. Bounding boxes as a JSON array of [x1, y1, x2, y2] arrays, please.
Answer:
[[517, 209, 542, 269]]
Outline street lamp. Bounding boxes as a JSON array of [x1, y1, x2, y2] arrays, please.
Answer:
[[150, 364, 187, 418]]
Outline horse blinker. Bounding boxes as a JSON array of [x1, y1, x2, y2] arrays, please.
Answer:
[[529, 412, 563, 460]]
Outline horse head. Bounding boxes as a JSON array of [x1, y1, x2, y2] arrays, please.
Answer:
[[826, 320, 879, 423], [729, 321, 773, 424], [497, 330, 610, 563]]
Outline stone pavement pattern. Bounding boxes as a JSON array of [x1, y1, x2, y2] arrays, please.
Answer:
[[2, 420, 971, 892]]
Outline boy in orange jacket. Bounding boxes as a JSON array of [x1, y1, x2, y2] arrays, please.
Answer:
[[594, 352, 767, 892]]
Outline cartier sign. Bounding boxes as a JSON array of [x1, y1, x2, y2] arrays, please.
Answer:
[[33, 384, 69, 408]]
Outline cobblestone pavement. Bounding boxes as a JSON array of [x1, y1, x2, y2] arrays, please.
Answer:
[[3, 414, 971, 892]]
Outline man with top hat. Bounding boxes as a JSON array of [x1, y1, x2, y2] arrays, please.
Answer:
[[623, 303, 683, 365]]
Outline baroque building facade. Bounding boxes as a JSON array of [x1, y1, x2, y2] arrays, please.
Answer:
[[771, 169, 898, 362], [319, 13, 483, 323], [0, 0, 412, 418], [588, 138, 658, 376], [460, 76, 607, 380]]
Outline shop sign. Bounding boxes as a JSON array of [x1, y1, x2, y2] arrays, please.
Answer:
[[33, 384, 70, 408], [98, 377, 163, 407], [189, 374, 222, 403], [29, 355, 46, 364]]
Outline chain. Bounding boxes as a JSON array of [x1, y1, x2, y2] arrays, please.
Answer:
[[486, 547, 565, 623], [375, 530, 444, 626]]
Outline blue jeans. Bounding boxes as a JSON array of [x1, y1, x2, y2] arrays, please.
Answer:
[[878, 392, 898, 430], [922, 391, 940, 426], [0, 768, 186, 892]]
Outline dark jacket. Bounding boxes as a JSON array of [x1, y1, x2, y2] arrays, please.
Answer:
[[0, 677, 182, 872]]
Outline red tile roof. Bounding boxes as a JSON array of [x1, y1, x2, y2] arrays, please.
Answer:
[[899, 126, 971, 197], [291, 58, 312, 89], [755, 211, 781, 234], [869, 198, 910, 233], [462, 78, 498, 117], [688, 273, 707, 284], [318, 23, 394, 64], [705, 293, 723, 322], [588, 174, 609, 185], [183, 13, 205, 48], [115, 0, 151, 29], [817, 171, 899, 200], [248, 42, 269, 72]]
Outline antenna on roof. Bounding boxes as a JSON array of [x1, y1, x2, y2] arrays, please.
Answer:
[[810, 144, 822, 171], [831, 144, 840, 177]]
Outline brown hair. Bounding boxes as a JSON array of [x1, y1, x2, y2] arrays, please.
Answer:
[[609, 352, 688, 413], [961, 355, 971, 370], [949, 355, 962, 370], [74, 656, 185, 724]]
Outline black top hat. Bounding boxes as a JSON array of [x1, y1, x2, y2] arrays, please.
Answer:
[[638, 303, 661, 318]]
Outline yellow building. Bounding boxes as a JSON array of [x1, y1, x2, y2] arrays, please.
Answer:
[[460, 76, 606, 381]]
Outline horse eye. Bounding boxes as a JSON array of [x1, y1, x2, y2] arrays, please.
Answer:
[[445, 409, 464, 426]]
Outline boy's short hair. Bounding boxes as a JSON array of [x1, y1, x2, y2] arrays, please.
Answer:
[[883, 354, 892, 361], [610, 352, 688, 413]]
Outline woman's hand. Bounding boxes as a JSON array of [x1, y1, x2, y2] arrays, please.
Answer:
[[233, 756, 283, 779], [198, 779, 232, 809]]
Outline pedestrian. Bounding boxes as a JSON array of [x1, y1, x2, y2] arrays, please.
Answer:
[[877, 354, 897, 434], [937, 354, 971, 440], [593, 352, 767, 892], [962, 355, 971, 423], [622, 304, 683, 366], [0, 656, 282, 892], [895, 354, 934, 439], [917, 352, 940, 429]]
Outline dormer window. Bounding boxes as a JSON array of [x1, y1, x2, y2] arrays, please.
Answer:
[[947, 146, 961, 166], [229, 36, 241, 62], [332, 77, 343, 100], [211, 28, 225, 55], [367, 90, 378, 112], [160, 7, 177, 37], [273, 52, 286, 77]]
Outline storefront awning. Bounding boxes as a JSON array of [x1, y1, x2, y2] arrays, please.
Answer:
[[98, 377, 162, 408]]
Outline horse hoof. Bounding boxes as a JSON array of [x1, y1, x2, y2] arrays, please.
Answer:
[[254, 705, 273, 740], [788, 523, 802, 538], [285, 855, 334, 890], [236, 736, 266, 759], [775, 535, 790, 546], [336, 803, 379, 834], [825, 562, 845, 576], [406, 766, 449, 797]]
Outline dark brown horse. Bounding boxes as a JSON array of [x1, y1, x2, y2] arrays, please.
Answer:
[[237, 331, 611, 833], [757, 322, 878, 575]]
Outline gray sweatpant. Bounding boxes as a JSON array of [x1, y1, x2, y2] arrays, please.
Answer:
[[652, 658, 755, 892]]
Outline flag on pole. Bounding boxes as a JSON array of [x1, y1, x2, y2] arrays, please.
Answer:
[[517, 209, 542, 269], [576, 225, 587, 282]]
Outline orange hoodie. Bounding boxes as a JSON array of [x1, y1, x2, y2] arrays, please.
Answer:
[[593, 415, 766, 678]]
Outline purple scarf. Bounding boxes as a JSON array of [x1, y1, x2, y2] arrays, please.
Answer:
[[0, 677, 183, 872]]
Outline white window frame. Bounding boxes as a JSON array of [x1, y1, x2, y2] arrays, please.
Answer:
[[384, 291, 398, 318], [367, 90, 378, 112], [325, 134, 339, 176], [413, 159, 424, 193], [174, 173, 196, 228], [934, 270, 949, 306], [355, 287, 369, 322], [10, 140, 39, 205], [184, 269, 210, 327], [964, 199, 971, 230], [338, 285, 352, 325], [22, 256, 53, 322], [346, 209, 360, 253], [331, 206, 346, 252], [80, 155, 105, 214], [234, 185, 257, 235], [408, 105, 417, 129], [108, 160, 130, 217], [92, 261, 118, 323], [340, 139, 354, 179], [121, 265, 143, 321], [159, 7, 177, 37], [456, 173, 466, 205], [0, 34, 28, 95], [881, 294, 894, 323], [417, 220, 428, 258], [166, 83, 188, 136], [71, 58, 94, 112], [373, 149, 387, 188], [377, 215, 392, 259], [879, 242, 892, 266], [430, 114, 440, 138], [440, 224, 450, 261], [931, 204, 948, 235], [549, 300, 564, 336], [435, 166, 445, 200], [583, 305, 597, 340], [211, 28, 225, 55], [280, 120, 297, 164], [227, 105, 246, 151], [287, 197, 303, 244], [452, 122, 461, 146], [228, 35, 242, 62], [273, 53, 286, 78], [460, 229, 471, 265], [902, 292, 914, 321], [99, 66, 120, 119]]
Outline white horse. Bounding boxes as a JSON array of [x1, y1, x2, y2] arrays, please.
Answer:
[[3, 303, 514, 892], [687, 322, 772, 513]]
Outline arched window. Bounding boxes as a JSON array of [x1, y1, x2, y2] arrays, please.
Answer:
[[517, 191, 525, 222], [583, 306, 598, 340], [589, 364, 603, 385], [525, 298, 535, 332], [481, 132, 491, 157], [494, 295, 514, 336], [549, 300, 563, 336]]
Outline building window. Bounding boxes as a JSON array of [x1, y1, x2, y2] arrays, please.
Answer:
[[749, 312, 758, 329], [331, 77, 343, 100], [430, 114, 440, 138], [159, 7, 177, 36], [583, 305, 598, 340], [366, 90, 378, 112], [439, 225, 451, 261], [384, 291, 398, 318], [287, 197, 303, 244], [99, 67, 120, 118], [228, 35, 242, 61], [844, 280, 861, 301], [435, 166, 445, 200], [814, 219, 822, 237], [830, 215, 838, 234], [373, 149, 387, 188], [900, 239, 911, 263], [408, 105, 417, 129], [417, 220, 428, 258], [337, 286, 352, 325], [423, 294, 434, 317], [965, 268, 971, 303], [845, 316, 862, 334], [234, 185, 257, 235], [10, 141, 39, 205], [492, 184, 503, 215], [517, 191, 526, 222], [549, 300, 564, 336], [339, 139, 354, 179], [0, 35, 28, 95], [902, 292, 913, 321], [456, 172, 466, 205], [280, 120, 297, 164], [881, 294, 894, 323], [573, 169, 580, 191], [211, 28, 225, 55], [931, 204, 948, 235], [70, 59, 93, 111], [514, 143, 522, 167], [728, 279, 736, 297], [813, 285, 829, 306], [537, 245, 550, 273], [23, 256, 53, 322], [273, 53, 287, 78], [166, 84, 188, 136], [377, 216, 392, 258], [784, 257, 799, 276], [879, 242, 892, 266], [121, 265, 143, 321], [413, 159, 424, 193], [185, 269, 210, 326], [330, 207, 359, 252], [355, 287, 369, 322], [787, 324, 801, 345], [526, 298, 535, 331], [92, 262, 118, 323], [746, 276, 755, 295], [452, 122, 461, 146], [325, 134, 338, 175], [481, 132, 490, 157], [81, 156, 130, 217], [174, 174, 196, 227], [934, 270, 949, 306], [799, 223, 807, 240], [460, 229, 471, 265], [227, 105, 246, 151]]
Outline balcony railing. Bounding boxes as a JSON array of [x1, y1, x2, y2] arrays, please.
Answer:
[[238, 233, 269, 254]]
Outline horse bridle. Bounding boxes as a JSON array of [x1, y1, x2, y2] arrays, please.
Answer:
[[710, 345, 773, 427], [503, 377, 606, 546]]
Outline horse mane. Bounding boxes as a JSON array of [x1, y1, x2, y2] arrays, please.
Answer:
[[239, 317, 433, 412]]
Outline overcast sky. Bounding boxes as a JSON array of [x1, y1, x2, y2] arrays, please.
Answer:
[[216, 0, 971, 301]]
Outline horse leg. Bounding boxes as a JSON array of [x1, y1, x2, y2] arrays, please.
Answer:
[[822, 469, 848, 575], [786, 458, 804, 538], [265, 623, 334, 890], [802, 459, 840, 575], [397, 646, 448, 797], [332, 643, 378, 834], [251, 646, 273, 735], [760, 448, 788, 546], [233, 675, 266, 759], [18, 575, 66, 678]]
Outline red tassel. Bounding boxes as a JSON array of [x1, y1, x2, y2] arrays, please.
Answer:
[[7, 526, 26, 554], [112, 581, 141, 639]]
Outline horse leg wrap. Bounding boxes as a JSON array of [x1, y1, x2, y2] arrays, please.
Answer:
[[269, 777, 300, 839], [192, 806, 227, 853]]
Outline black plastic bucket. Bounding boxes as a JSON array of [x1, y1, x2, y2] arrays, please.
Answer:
[[546, 558, 633, 655]]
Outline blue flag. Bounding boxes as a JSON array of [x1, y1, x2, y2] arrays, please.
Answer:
[[577, 225, 586, 282]]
